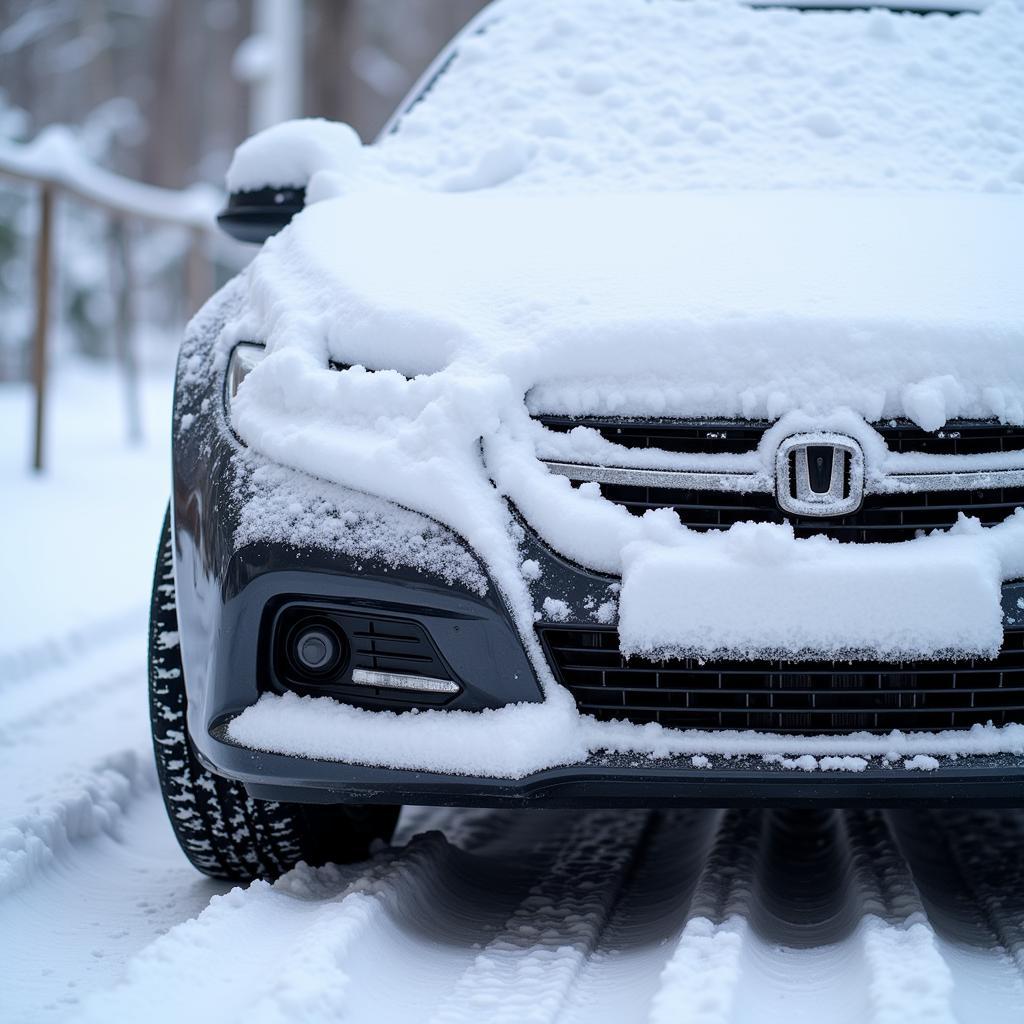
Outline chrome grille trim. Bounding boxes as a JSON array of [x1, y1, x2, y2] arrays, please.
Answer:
[[544, 461, 770, 493], [543, 461, 1024, 495], [873, 469, 1024, 493]]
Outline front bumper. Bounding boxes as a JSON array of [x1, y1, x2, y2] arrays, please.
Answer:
[[182, 524, 1024, 808], [202, 741, 1024, 808]]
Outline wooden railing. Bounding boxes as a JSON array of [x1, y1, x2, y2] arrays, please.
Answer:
[[0, 129, 223, 470]]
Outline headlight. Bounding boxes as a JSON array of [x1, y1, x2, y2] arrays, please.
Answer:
[[224, 342, 265, 436]]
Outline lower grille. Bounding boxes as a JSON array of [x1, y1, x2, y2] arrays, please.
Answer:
[[591, 483, 1024, 543], [539, 626, 1024, 734]]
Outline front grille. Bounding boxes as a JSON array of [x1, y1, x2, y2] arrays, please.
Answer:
[[536, 415, 1024, 541], [539, 626, 1024, 734], [593, 482, 1024, 543], [535, 416, 1024, 458]]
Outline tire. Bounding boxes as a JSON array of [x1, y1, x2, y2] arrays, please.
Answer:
[[148, 507, 399, 882]]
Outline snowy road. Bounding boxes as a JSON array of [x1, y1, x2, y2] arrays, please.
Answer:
[[4, 367, 1024, 1023]]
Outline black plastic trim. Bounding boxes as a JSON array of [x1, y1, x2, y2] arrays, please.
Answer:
[[201, 738, 1024, 808], [217, 187, 306, 243]]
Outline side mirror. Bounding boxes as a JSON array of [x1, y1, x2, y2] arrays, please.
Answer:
[[217, 186, 306, 244]]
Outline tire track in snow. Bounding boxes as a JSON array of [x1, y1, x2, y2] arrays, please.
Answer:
[[558, 810, 725, 1024], [649, 809, 959, 1024], [0, 606, 144, 692], [0, 657, 140, 751], [0, 749, 155, 898], [842, 810, 956, 1024], [0, 614, 154, 898], [13, 803, 1024, 1024], [427, 810, 655, 1024], [890, 810, 1024, 1019], [67, 831, 459, 1024], [2, 791, 223, 1023], [647, 809, 763, 1024], [67, 813, 595, 1024], [921, 811, 1024, 976], [721, 810, 957, 1024], [727, 809, 870, 1024]]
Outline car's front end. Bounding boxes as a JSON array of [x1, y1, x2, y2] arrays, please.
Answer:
[[171, 193, 1024, 808], [155, 0, 1024, 887]]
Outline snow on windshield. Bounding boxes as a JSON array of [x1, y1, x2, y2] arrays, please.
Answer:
[[228, 0, 1024, 196], [376, 0, 1024, 193], [214, 0, 1024, 772]]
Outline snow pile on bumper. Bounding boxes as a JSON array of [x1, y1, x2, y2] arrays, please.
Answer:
[[617, 518, 1013, 661]]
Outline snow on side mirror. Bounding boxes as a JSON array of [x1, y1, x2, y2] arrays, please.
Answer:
[[220, 118, 362, 244]]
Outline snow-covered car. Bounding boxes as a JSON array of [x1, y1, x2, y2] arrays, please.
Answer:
[[151, 0, 1024, 880]]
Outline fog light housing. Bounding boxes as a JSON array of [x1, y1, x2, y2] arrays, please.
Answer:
[[266, 600, 463, 707], [295, 627, 339, 672]]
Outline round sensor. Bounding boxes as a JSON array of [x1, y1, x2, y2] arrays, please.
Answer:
[[283, 617, 347, 682], [297, 629, 335, 670]]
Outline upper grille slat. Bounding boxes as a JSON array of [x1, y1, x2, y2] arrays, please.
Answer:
[[535, 417, 769, 454], [536, 416, 1024, 458]]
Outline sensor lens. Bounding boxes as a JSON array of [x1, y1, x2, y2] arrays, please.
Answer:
[[297, 629, 335, 671], [283, 616, 347, 682]]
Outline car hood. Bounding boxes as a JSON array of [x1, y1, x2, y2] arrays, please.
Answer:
[[244, 187, 1023, 427]]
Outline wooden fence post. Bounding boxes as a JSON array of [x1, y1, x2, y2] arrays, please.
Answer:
[[31, 183, 55, 472], [185, 226, 212, 317], [110, 215, 142, 443]]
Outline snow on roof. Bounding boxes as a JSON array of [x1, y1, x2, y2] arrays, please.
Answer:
[[225, 1, 1024, 198]]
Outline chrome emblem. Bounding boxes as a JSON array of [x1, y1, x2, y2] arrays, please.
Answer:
[[775, 433, 864, 517]]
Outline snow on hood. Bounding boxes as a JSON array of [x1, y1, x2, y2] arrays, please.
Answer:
[[240, 188, 1024, 427], [227, 186, 1024, 663]]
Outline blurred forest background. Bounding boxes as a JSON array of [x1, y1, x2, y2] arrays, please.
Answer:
[[0, 0, 488, 382]]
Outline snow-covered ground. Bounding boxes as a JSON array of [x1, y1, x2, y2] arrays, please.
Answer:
[[2, 361, 1024, 1022]]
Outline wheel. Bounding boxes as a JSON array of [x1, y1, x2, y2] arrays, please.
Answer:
[[148, 506, 399, 882]]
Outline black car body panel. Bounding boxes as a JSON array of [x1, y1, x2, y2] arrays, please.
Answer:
[[208, 745, 1024, 810]]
